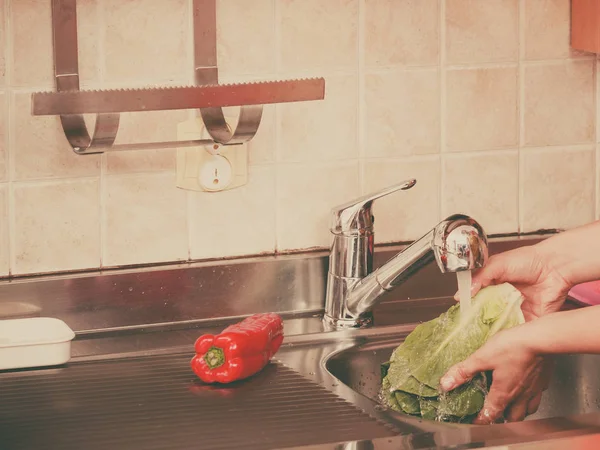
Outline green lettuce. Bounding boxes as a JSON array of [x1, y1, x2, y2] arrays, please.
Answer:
[[380, 282, 525, 423]]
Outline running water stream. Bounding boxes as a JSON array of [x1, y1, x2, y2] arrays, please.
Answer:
[[457, 270, 472, 322]]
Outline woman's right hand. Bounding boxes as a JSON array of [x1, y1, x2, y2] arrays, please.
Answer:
[[458, 242, 573, 321]]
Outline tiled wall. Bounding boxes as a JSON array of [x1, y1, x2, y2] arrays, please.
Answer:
[[0, 0, 598, 276]]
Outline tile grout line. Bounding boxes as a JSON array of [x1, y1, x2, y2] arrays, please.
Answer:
[[360, 58, 594, 75], [5, 0, 12, 88], [5, 0, 14, 275], [185, 0, 195, 261], [357, 0, 365, 195], [273, 0, 281, 253], [187, 0, 194, 77], [97, 0, 106, 83], [517, 0, 526, 233], [98, 0, 107, 268], [185, 0, 197, 261], [5, 91, 14, 276], [439, 0, 446, 222]]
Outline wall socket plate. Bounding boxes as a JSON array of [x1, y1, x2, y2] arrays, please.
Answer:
[[176, 116, 248, 192]]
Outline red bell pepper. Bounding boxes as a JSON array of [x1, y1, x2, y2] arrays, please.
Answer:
[[190, 313, 284, 384]]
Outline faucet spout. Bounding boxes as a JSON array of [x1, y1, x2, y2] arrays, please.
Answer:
[[345, 229, 435, 318], [344, 215, 488, 320], [323, 179, 489, 329]]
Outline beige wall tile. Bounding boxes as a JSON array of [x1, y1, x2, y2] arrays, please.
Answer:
[[103, 0, 188, 83], [443, 151, 518, 234], [446, 67, 518, 152], [446, 0, 518, 65], [365, 69, 440, 157], [104, 173, 188, 266], [277, 161, 359, 250], [279, 0, 358, 72], [521, 147, 595, 231], [13, 179, 101, 274], [190, 165, 276, 259], [217, 0, 275, 76], [279, 75, 357, 162], [524, 0, 584, 60], [0, 184, 8, 276], [365, 0, 439, 67], [524, 61, 595, 147], [0, 92, 6, 181], [107, 110, 188, 174], [13, 93, 100, 180], [11, 0, 99, 88], [364, 157, 441, 242]]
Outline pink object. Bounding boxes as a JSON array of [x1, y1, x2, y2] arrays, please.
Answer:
[[568, 280, 600, 306]]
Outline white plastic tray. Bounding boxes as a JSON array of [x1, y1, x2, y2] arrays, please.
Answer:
[[0, 317, 75, 371]]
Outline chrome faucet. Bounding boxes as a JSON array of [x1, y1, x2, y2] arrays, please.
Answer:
[[324, 179, 489, 328]]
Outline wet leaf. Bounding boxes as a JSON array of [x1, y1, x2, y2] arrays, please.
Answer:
[[380, 283, 525, 423], [394, 391, 421, 415]]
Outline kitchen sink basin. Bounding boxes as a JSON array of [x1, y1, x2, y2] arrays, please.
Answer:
[[325, 331, 600, 424]]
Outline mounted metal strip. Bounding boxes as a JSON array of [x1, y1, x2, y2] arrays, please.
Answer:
[[32, 0, 326, 155], [31, 79, 326, 116], [52, 0, 119, 154], [193, 0, 263, 145]]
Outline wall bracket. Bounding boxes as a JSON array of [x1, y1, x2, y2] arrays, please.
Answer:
[[30, 0, 325, 155]]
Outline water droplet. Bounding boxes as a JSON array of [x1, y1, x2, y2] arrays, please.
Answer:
[[128, 287, 133, 292]]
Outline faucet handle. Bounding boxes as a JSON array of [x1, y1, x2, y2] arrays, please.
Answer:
[[330, 179, 417, 234]]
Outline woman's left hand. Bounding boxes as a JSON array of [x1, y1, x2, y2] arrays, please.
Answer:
[[439, 326, 553, 424]]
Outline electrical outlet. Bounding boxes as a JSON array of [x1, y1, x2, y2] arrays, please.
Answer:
[[176, 116, 248, 192]]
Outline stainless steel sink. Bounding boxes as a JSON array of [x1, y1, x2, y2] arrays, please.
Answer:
[[4, 233, 600, 450], [326, 332, 600, 423]]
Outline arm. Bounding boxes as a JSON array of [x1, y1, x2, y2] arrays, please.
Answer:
[[537, 219, 600, 287], [520, 304, 600, 355]]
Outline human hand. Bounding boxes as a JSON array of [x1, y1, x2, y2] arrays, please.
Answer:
[[457, 243, 572, 321], [439, 326, 553, 424]]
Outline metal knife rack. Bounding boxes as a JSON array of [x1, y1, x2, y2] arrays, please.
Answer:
[[30, 0, 326, 155]]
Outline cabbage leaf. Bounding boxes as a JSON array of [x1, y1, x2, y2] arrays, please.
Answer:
[[380, 282, 525, 423]]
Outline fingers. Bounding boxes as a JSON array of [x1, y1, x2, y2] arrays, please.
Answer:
[[505, 390, 543, 423], [505, 396, 529, 422], [473, 383, 511, 424], [440, 353, 490, 392], [527, 392, 542, 415], [471, 256, 505, 291]]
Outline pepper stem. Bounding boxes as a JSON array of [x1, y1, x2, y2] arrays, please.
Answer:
[[203, 346, 225, 369]]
